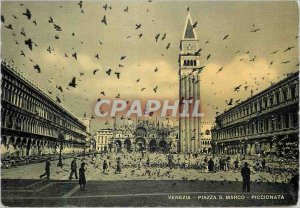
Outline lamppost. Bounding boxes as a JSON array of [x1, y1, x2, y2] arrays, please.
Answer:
[[57, 132, 64, 167]]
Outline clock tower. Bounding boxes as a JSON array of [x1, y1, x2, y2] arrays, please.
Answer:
[[179, 12, 202, 153]]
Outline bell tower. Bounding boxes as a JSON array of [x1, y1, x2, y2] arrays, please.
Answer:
[[179, 12, 202, 153]]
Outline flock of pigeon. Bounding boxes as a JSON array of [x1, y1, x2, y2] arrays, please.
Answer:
[[1, 1, 298, 123], [2, 1, 170, 119]]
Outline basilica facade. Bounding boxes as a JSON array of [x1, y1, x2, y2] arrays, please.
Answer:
[[95, 119, 178, 153]]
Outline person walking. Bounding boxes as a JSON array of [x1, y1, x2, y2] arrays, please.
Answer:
[[69, 158, 78, 180], [208, 158, 214, 172], [79, 162, 86, 190], [241, 162, 251, 192], [40, 158, 51, 180]]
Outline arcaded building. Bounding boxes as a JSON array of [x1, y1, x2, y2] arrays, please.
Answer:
[[211, 72, 299, 158], [1, 62, 88, 157]]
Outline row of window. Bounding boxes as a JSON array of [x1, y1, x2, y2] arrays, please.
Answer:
[[201, 140, 211, 145], [182, 59, 197, 66], [1, 111, 84, 143], [219, 83, 298, 125], [97, 135, 110, 144], [1, 81, 86, 135], [214, 111, 298, 140]]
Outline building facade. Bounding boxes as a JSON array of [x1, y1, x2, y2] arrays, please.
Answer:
[[200, 122, 213, 153], [96, 119, 178, 153], [211, 72, 299, 158], [178, 13, 202, 153], [95, 129, 113, 152], [1, 62, 87, 157]]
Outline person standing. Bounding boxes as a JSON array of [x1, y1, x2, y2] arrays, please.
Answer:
[[241, 162, 251, 192], [40, 158, 51, 180], [168, 153, 173, 169], [234, 159, 239, 170], [79, 162, 86, 190], [208, 158, 214, 172], [226, 156, 231, 171], [115, 157, 121, 174], [146, 156, 150, 167], [69, 158, 78, 180], [103, 160, 108, 174], [262, 158, 266, 170]]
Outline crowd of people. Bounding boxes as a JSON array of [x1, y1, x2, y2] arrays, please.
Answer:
[[39, 151, 299, 192]]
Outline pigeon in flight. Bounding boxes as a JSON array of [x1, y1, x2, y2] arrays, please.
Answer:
[[283, 47, 294, 52], [155, 33, 160, 42], [101, 15, 107, 25], [192, 21, 197, 28], [234, 85, 242, 92], [55, 86, 63, 93], [115, 72, 121, 79], [22, 9, 32, 20], [135, 24, 142, 29], [24, 38, 33, 50], [93, 69, 100, 75], [223, 34, 229, 40], [53, 24, 62, 31], [166, 43, 170, 49], [5, 24, 13, 30], [49, 16, 54, 23], [106, 68, 112, 75], [56, 96, 61, 103], [68, 77, 77, 88], [250, 28, 260, 32], [216, 67, 223, 73], [33, 64, 41, 73], [72, 52, 77, 60]]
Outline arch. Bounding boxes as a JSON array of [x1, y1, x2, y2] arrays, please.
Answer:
[[135, 137, 146, 152], [124, 139, 131, 152], [26, 139, 32, 156], [205, 129, 210, 135], [15, 137, 22, 147], [149, 139, 157, 152], [1, 136, 7, 145], [136, 127, 147, 137], [159, 140, 167, 150], [115, 140, 122, 153], [208, 147, 212, 153], [193, 60, 196, 66]]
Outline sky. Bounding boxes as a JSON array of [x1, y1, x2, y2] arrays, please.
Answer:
[[1, 0, 299, 132]]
